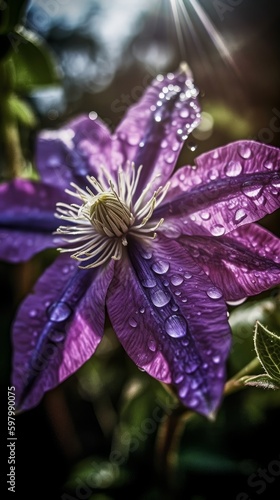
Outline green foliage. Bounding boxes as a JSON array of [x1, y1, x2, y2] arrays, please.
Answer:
[[0, 0, 28, 34], [8, 28, 60, 91]]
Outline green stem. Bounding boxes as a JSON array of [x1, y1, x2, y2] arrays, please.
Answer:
[[224, 357, 261, 395], [155, 356, 261, 491]]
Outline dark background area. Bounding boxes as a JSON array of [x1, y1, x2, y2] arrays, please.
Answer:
[[1, 1, 280, 499]]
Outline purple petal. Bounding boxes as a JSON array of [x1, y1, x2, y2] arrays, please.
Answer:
[[111, 63, 201, 198], [179, 224, 280, 300], [0, 179, 69, 262], [36, 115, 112, 191], [12, 254, 114, 411], [158, 140, 280, 237], [107, 235, 231, 417]]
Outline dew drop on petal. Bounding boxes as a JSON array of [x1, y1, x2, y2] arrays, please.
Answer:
[[263, 159, 273, 170], [47, 301, 72, 322], [187, 397, 199, 408], [211, 224, 225, 236], [241, 183, 263, 199], [178, 383, 189, 398], [224, 161, 243, 177], [238, 144, 252, 159], [184, 272, 192, 279], [206, 287, 223, 300], [141, 250, 153, 260], [142, 278, 157, 288], [234, 208, 247, 223], [148, 339, 157, 352], [152, 260, 170, 274], [129, 317, 138, 328], [174, 373, 184, 383], [139, 307, 145, 314], [29, 309, 37, 318], [49, 330, 66, 342], [271, 176, 280, 188], [211, 150, 220, 159], [200, 211, 211, 221], [171, 274, 184, 286], [185, 360, 200, 374], [164, 314, 187, 338], [151, 290, 171, 307], [212, 354, 221, 364]]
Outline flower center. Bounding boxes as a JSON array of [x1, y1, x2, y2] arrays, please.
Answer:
[[89, 191, 134, 237], [55, 163, 169, 268]]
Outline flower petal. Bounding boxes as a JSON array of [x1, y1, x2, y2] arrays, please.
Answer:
[[12, 254, 114, 411], [36, 115, 112, 190], [0, 179, 69, 262], [112, 63, 201, 197], [107, 235, 231, 417], [158, 140, 280, 237], [179, 224, 280, 300]]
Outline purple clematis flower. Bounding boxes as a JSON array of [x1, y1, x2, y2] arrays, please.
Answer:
[[1, 63, 280, 418]]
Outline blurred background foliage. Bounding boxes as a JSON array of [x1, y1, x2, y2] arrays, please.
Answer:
[[1, 0, 280, 499]]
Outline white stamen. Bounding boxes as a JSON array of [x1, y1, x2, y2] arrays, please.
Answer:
[[55, 162, 169, 268]]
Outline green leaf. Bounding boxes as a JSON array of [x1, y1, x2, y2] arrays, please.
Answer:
[[0, 0, 28, 34], [239, 374, 280, 390], [9, 27, 60, 91], [254, 322, 280, 383], [7, 93, 37, 127], [228, 297, 280, 372]]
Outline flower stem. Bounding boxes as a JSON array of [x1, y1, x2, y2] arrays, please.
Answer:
[[155, 356, 261, 490], [224, 357, 261, 396]]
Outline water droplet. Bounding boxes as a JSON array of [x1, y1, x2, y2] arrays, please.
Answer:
[[200, 211, 211, 221], [171, 274, 184, 286], [211, 224, 225, 236], [271, 175, 280, 188], [212, 354, 221, 364], [29, 309, 37, 318], [225, 161, 243, 177], [188, 397, 199, 408], [187, 141, 197, 152], [211, 150, 220, 159], [242, 183, 263, 199], [263, 159, 273, 170], [141, 250, 152, 260], [139, 307, 145, 314], [129, 317, 138, 328], [174, 373, 184, 383], [206, 287, 223, 300], [238, 144, 252, 159], [152, 260, 170, 274], [142, 278, 157, 288], [165, 152, 175, 164], [171, 303, 179, 312], [178, 384, 189, 398], [62, 265, 70, 274], [151, 290, 171, 307], [184, 272, 192, 279], [49, 330, 65, 342], [128, 134, 141, 146], [234, 208, 247, 223], [164, 314, 187, 338], [186, 360, 200, 374], [148, 339, 157, 352], [190, 379, 200, 390], [180, 109, 189, 118], [47, 301, 72, 322]]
